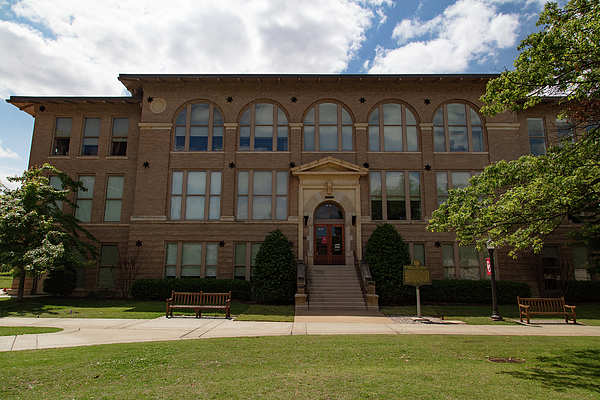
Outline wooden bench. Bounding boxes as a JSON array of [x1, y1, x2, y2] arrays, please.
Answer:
[[517, 297, 576, 324], [166, 291, 231, 319]]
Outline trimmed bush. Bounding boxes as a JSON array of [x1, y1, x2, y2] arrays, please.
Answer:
[[564, 281, 600, 303], [364, 224, 411, 303], [420, 279, 531, 305], [43, 266, 78, 297], [252, 229, 296, 303], [130, 278, 252, 301]]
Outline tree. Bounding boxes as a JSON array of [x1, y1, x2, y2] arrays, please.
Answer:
[[113, 244, 145, 299], [364, 224, 411, 303], [252, 229, 296, 303], [0, 164, 97, 301], [428, 0, 600, 274]]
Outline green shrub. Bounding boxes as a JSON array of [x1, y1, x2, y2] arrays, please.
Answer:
[[419, 279, 531, 304], [364, 224, 411, 303], [564, 281, 600, 302], [252, 229, 296, 303], [43, 266, 77, 297], [130, 278, 252, 301]]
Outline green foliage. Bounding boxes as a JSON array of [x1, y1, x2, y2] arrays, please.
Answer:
[[0, 164, 97, 301], [420, 280, 531, 305], [251, 229, 296, 303], [130, 278, 253, 301], [563, 281, 600, 303], [481, 0, 600, 116], [42, 265, 78, 297], [364, 224, 411, 303]]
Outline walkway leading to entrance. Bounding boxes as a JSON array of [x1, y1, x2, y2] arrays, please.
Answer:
[[295, 310, 389, 324], [1, 317, 600, 351]]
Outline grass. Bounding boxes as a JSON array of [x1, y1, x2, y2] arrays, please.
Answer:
[[0, 274, 13, 290], [0, 327, 62, 336], [0, 335, 598, 399], [380, 303, 600, 326], [234, 304, 295, 322]]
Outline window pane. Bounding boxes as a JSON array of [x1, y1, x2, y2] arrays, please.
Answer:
[[251, 243, 261, 265], [384, 126, 402, 151], [572, 247, 589, 270], [530, 138, 546, 156], [527, 118, 544, 136], [304, 126, 315, 151], [78, 176, 95, 198], [112, 118, 129, 137], [104, 199, 122, 222], [406, 109, 416, 125], [459, 245, 479, 266], [409, 172, 420, 195], [176, 108, 187, 125], [460, 267, 480, 280], [387, 198, 406, 220], [319, 126, 337, 151], [472, 126, 484, 151], [436, 172, 448, 195], [55, 117, 72, 136], [277, 126, 287, 151], [77, 199, 92, 221], [234, 266, 246, 279], [276, 196, 287, 220], [371, 196, 382, 220], [254, 126, 273, 151], [100, 245, 118, 266], [166, 243, 178, 265], [241, 109, 251, 125], [369, 108, 379, 125], [208, 196, 220, 220], [444, 267, 455, 279], [369, 126, 380, 151], [240, 126, 250, 151], [170, 196, 181, 219], [172, 171, 183, 195], [237, 196, 248, 219], [382, 103, 401, 125], [434, 126, 446, 151], [98, 268, 115, 288], [386, 172, 404, 195], [185, 196, 205, 220], [204, 266, 217, 278], [210, 172, 221, 195], [50, 176, 62, 210], [304, 108, 315, 124], [81, 137, 98, 155], [370, 172, 382, 195], [410, 197, 421, 220], [213, 109, 223, 125], [190, 103, 210, 125], [319, 103, 337, 124], [174, 126, 186, 151], [276, 171, 287, 195], [451, 172, 471, 190], [406, 126, 418, 151], [253, 196, 271, 219], [447, 103, 466, 125], [342, 126, 352, 151], [187, 172, 206, 195], [413, 244, 425, 264], [181, 243, 202, 265], [106, 176, 124, 198], [238, 171, 248, 195], [181, 265, 200, 277], [449, 126, 468, 151], [165, 265, 176, 278], [189, 126, 208, 151], [84, 118, 101, 136], [206, 243, 218, 265], [433, 109, 444, 125], [277, 108, 287, 125], [341, 108, 352, 125], [235, 243, 246, 265], [442, 244, 455, 266], [212, 127, 223, 151], [470, 108, 481, 125], [255, 103, 273, 125], [253, 171, 272, 195]]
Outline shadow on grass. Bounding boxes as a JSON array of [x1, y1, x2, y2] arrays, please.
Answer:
[[500, 349, 600, 393]]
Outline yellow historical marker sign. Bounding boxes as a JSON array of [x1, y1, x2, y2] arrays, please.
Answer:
[[403, 260, 432, 287]]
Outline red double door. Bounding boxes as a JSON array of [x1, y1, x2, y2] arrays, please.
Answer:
[[315, 224, 344, 265]]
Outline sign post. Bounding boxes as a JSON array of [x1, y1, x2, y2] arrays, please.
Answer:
[[403, 260, 432, 318]]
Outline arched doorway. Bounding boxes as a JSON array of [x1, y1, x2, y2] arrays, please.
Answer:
[[314, 203, 345, 265]]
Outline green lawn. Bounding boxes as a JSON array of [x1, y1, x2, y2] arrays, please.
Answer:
[[235, 304, 295, 322], [0, 275, 13, 290], [380, 303, 600, 326], [0, 327, 62, 336], [0, 335, 598, 399]]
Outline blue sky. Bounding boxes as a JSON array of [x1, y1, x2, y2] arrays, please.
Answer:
[[0, 0, 548, 188]]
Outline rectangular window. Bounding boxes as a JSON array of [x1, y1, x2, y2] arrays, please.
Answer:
[[436, 171, 474, 206], [572, 247, 590, 281], [458, 245, 480, 280], [164, 242, 219, 278], [234, 242, 261, 280], [528, 118, 546, 156], [412, 244, 425, 264], [111, 118, 129, 156], [169, 171, 221, 220], [98, 245, 118, 288], [370, 171, 420, 220], [49, 175, 63, 211], [53, 117, 72, 156], [81, 117, 100, 156], [556, 118, 573, 146], [76, 176, 95, 222], [237, 171, 287, 220], [442, 244, 455, 279], [104, 176, 124, 222]]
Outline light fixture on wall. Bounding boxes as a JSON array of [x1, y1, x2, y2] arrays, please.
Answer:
[[352, 213, 357, 226], [304, 213, 309, 227]]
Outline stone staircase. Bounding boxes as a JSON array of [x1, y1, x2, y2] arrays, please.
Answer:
[[307, 264, 367, 311]]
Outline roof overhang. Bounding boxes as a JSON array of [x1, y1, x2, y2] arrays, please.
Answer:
[[6, 96, 142, 116]]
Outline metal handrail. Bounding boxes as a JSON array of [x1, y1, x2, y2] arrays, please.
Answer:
[[354, 251, 374, 303]]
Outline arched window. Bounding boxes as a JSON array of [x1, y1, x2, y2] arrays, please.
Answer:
[[304, 103, 353, 151], [314, 204, 343, 220], [433, 103, 484, 152], [174, 103, 223, 151], [368, 103, 418, 151], [239, 103, 288, 151]]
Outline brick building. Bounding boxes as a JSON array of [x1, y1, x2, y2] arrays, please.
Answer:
[[7, 74, 593, 303]]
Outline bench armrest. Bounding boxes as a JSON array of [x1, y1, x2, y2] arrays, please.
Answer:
[[564, 305, 576, 311], [518, 304, 530, 309]]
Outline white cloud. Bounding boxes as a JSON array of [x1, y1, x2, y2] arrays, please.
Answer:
[[368, 0, 522, 73], [0, 0, 377, 97], [0, 164, 23, 190], [0, 140, 20, 159]]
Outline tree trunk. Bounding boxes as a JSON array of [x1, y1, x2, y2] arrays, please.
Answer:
[[17, 268, 25, 302]]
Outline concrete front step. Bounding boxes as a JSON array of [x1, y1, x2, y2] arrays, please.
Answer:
[[305, 264, 367, 311]]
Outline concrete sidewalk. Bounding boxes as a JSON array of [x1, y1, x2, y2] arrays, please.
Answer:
[[1, 315, 599, 352]]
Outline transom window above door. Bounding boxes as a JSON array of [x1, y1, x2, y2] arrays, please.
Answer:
[[368, 103, 418, 151], [304, 103, 353, 151], [314, 204, 343, 220], [434, 103, 484, 152], [174, 103, 224, 152], [239, 103, 288, 151]]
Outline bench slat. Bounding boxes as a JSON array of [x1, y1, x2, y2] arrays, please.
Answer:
[[166, 291, 231, 319], [517, 297, 576, 324]]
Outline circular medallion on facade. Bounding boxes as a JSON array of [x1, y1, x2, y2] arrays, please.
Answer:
[[149, 98, 167, 114]]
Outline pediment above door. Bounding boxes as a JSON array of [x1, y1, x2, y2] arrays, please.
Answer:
[[290, 156, 368, 177]]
